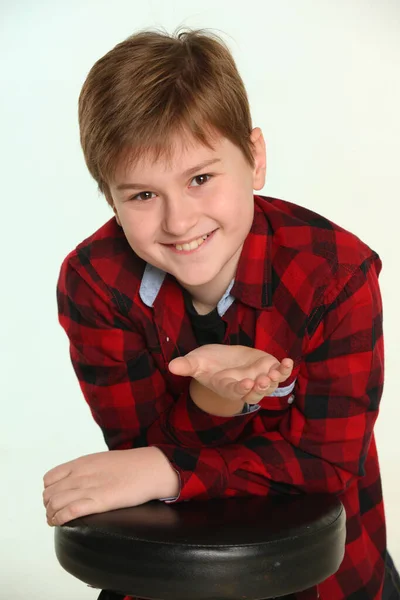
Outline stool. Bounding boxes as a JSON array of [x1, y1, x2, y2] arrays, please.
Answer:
[[54, 493, 346, 599]]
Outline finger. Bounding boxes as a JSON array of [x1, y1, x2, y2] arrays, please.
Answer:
[[42, 475, 90, 508], [243, 386, 273, 405], [168, 355, 199, 377], [279, 358, 294, 374], [43, 463, 73, 488], [253, 373, 272, 392], [214, 376, 254, 400], [244, 373, 282, 404], [216, 368, 271, 398], [282, 357, 294, 367], [240, 375, 275, 404], [268, 361, 293, 382], [245, 359, 294, 402], [46, 488, 89, 523], [233, 377, 256, 397], [51, 497, 98, 527], [267, 369, 282, 382]]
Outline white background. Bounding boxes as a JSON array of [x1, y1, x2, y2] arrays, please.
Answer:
[[1, 1, 399, 598]]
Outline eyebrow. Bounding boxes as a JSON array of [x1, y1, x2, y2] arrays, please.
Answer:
[[116, 158, 222, 191]]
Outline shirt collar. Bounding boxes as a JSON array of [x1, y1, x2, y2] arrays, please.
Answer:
[[231, 197, 273, 309], [139, 264, 236, 317]]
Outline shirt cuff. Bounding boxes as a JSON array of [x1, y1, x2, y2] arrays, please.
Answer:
[[159, 496, 180, 502], [158, 467, 182, 503], [151, 444, 229, 502]]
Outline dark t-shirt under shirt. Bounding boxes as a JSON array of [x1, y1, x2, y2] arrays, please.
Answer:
[[182, 288, 226, 345]]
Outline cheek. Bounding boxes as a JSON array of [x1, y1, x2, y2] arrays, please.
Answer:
[[120, 214, 154, 250], [219, 193, 254, 229]]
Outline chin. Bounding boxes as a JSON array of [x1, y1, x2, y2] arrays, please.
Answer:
[[175, 269, 218, 288]]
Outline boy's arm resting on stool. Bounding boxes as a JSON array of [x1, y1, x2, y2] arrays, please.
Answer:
[[43, 445, 180, 526]]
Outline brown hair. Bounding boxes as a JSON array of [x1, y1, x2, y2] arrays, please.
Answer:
[[78, 27, 255, 205]]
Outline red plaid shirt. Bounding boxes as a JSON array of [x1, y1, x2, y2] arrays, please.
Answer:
[[57, 195, 386, 599]]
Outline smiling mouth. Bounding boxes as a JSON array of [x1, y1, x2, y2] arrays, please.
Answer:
[[167, 229, 217, 253]]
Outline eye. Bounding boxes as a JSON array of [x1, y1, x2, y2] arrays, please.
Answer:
[[129, 173, 212, 202], [191, 174, 212, 187], [130, 191, 156, 202]]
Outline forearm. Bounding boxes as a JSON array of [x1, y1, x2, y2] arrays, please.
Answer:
[[189, 378, 244, 416]]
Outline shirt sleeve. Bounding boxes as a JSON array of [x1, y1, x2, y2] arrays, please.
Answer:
[[153, 255, 384, 502], [57, 256, 257, 480]]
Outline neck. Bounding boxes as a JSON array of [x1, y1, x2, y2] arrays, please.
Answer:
[[180, 245, 241, 314], [191, 299, 217, 315]]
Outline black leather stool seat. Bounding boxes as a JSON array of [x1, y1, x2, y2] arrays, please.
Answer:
[[55, 494, 346, 600]]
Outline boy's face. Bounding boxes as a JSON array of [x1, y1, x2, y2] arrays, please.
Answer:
[[109, 127, 266, 301]]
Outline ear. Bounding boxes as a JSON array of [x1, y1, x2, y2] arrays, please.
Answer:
[[250, 127, 267, 190]]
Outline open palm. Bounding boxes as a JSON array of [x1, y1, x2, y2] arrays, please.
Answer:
[[168, 344, 293, 403]]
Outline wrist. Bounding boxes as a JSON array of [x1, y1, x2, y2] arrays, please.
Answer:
[[189, 378, 244, 417], [148, 446, 180, 499]]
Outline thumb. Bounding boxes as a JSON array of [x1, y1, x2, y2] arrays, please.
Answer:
[[168, 356, 198, 377]]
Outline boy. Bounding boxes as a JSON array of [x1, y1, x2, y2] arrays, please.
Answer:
[[42, 28, 400, 599]]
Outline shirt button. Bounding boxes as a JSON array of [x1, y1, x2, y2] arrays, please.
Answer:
[[288, 394, 295, 404]]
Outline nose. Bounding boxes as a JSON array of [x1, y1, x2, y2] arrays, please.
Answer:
[[162, 194, 198, 237]]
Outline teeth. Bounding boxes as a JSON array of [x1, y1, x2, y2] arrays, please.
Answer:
[[174, 233, 210, 251]]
